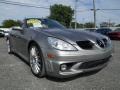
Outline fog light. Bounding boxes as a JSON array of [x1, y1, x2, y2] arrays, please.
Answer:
[[61, 64, 67, 71]]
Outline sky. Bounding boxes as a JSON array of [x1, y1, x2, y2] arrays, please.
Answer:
[[0, 0, 120, 26]]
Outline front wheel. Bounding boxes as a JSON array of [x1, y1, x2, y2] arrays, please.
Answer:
[[29, 44, 45, 78]]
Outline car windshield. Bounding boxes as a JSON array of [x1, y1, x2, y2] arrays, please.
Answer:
[[26, 18, 66, 29], [96, 29, 112, 33]]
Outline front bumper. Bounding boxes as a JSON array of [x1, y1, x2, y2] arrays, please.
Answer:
[[43, 45, 113, 78]]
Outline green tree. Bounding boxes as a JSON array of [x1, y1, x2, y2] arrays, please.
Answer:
[[70, 22, 84, 28], [116, 24, 120, 27], [2, 19, 21, 28], [84, 22, 94, 28], [49, 4, 74, 28], [0, 26, 3, 28], [100, 22, 115, 27]]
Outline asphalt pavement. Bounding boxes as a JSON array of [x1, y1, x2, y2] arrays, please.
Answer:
[[0, 38, 120, 90]]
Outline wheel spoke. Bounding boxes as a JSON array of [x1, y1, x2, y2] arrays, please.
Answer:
[[35, 64, 40, 72], [30, 46, 42, 74]]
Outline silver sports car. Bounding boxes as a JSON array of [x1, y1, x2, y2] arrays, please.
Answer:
[[7, 18, 113, 78]]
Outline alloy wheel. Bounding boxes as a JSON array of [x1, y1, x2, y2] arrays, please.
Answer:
[[30, 46, 42, 75]]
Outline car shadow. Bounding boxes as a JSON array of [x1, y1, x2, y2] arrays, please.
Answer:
[[0, 36, 4, 38], [12, 52, 29, 66], [46, 69, 102, 82]]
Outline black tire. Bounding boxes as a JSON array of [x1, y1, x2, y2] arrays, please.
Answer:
[[29, 43, 45, 78]]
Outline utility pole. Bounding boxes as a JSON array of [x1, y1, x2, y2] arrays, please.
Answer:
[[74, 0, 78, 29], [93, 0, 96, 28], [108, 19, 111, 27], [82, 18, 85, 28]]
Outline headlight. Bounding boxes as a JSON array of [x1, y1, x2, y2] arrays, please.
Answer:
[[48, 37, 77, 51]]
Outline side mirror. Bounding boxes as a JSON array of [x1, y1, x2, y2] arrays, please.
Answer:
[[12, 26, 23, 31]]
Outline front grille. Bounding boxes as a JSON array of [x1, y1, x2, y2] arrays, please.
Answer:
[[102, 38, 108, 46], [96, 39, 105, 48], [79, 58, 110, 69], [96, 38, 108, 48], [76, 41, 94, 50]]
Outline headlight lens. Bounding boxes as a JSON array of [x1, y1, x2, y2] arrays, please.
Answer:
[[48, 37, 77, 51]]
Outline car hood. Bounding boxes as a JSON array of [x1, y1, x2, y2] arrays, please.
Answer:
[[37, 28, 106, 44]]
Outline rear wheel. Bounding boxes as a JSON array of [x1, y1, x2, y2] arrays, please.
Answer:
[[29, 44, 45, 77]]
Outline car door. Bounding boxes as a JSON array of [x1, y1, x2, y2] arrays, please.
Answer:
[[9, 29, 19, 52], [15, 28, 29, 60]]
